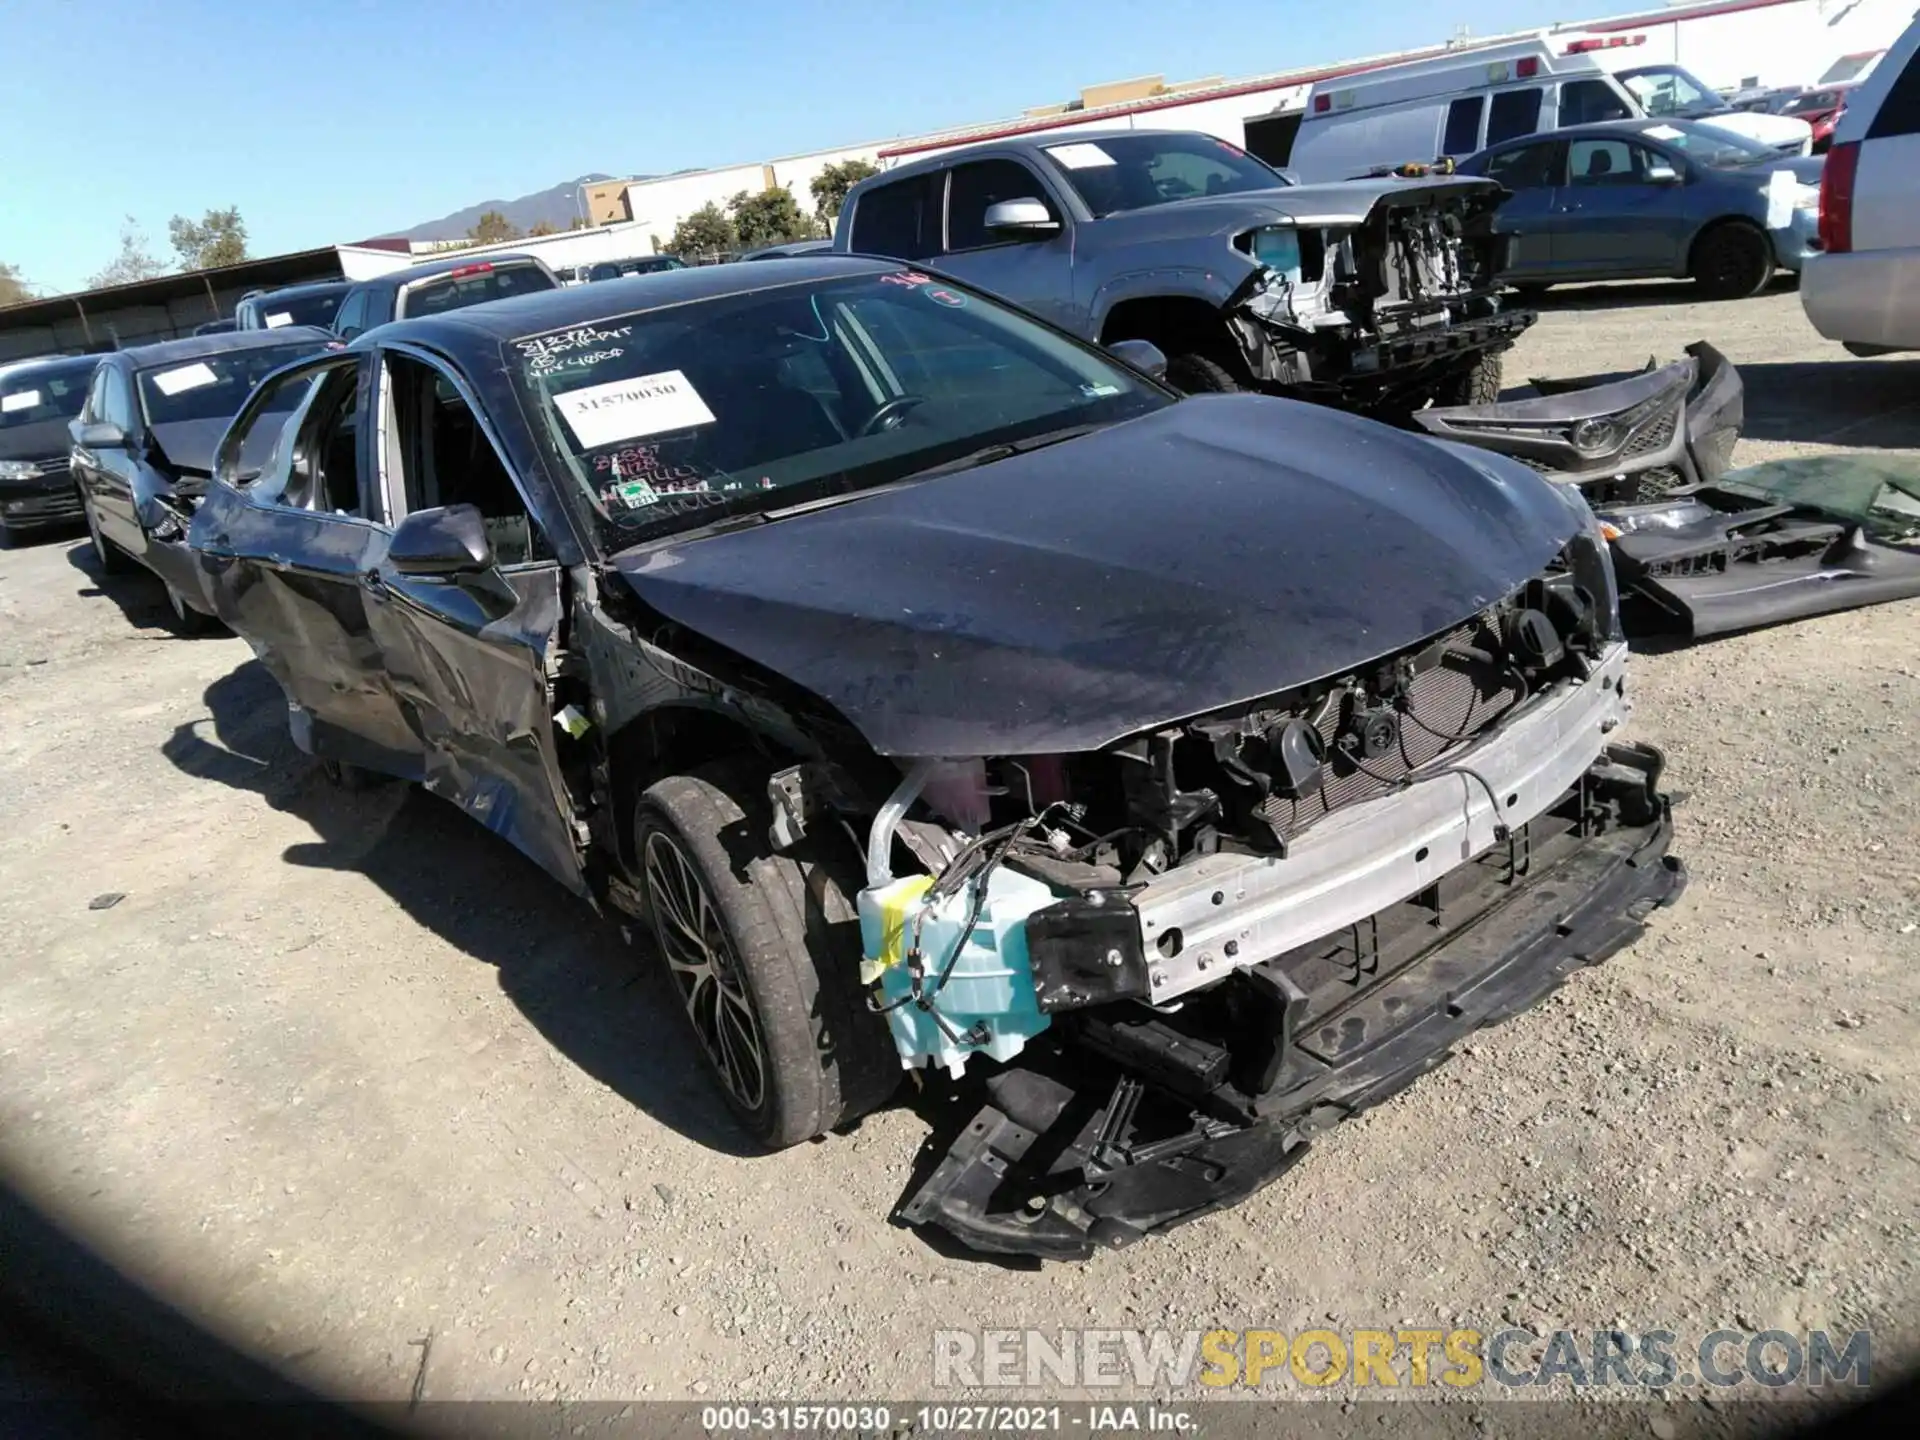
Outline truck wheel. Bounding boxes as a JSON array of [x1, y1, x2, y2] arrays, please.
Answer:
[[1165, 353, 1243, 395], [1435, 350, 1504, 408], [637, 765, 899, 1149], [1690, 222, 1774, 300]]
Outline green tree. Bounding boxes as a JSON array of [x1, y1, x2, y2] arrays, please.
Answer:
[[668, 202, 737, 258], [0, 262, 30, 307], [727, 185, 823, 249], [527, 219, 558, 237], [466, 210, 521, 244], [811, 158, 879, 228], [88, 218, 168, 289], [167, 206, 249, 270]]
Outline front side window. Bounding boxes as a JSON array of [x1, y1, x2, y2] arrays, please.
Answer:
[[1568, 138, 1651, 184], [333, 290, 371, 340], [1487, 88, 1545, 145], [224, 362, 363, 515], [399, 263, 555, 320], [946, 159, 1058, 251], [1040, 133, 1289, 217], [138, 340, 335, 428], [0, 360, 96, 430], [97, 369, 138, 431], [1618, 65, 1725, 118], [1560, 78, 1635, 127], [1443, 96, 1486, 156], [848, 174, 941, 260], [384, 354, 544, 565], [509, 271, 1169, 552]]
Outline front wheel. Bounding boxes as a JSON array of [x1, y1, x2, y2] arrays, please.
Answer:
[[636, 766, 898, 1149], [83, 495, 130, 574], [1164, 352, 1244, 395], [166, 582, 220, 636], [1691, 223, 1774, 300]]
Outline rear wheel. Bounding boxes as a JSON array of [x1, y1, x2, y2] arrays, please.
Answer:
[[1163, 352, 1244, 395], [636, 765, 899, 1149], [1690, 222, 1774, 300], [83, 496, 130, 574]]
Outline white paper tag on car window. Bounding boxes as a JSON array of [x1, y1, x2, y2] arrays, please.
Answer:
[[150, 362, 220, 396], [1765, 167, 1795, 228], [264, 311, 293, 328], [1, 389, 40, 413], [1047, 142, 1116, 169], [1646, 124, 1684, 140], [553, 369, 717, 448]]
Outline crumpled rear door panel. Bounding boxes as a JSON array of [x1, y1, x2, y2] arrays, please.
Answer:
[[362, 557, 585, 894]]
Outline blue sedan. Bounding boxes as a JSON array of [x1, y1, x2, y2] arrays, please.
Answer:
[[1457, 118, 1823, 300]]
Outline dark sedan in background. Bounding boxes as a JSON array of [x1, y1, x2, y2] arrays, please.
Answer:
[[0, 354, 99, 544], [1460, 118, 1823, 299], [69, 326, 339, 630], [331, 253, 557, 340], [234, 279, 353, 332]]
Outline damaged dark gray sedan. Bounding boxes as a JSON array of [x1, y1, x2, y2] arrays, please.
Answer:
[[186, 258, 1685, 1259]]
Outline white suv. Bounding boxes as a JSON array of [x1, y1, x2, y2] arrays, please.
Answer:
[[1801, 12, 1920, 353]]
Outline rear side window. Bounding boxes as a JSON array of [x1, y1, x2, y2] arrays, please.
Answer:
[[1485, 140, 1563, 190], [946, 160, 1056, 251], [1487, 87, 1545, 146], [401, 264, 555, 319], [848, 174, 941, 260], [1866, 51, 1920, 138], [1443, 96, 1485, 156]]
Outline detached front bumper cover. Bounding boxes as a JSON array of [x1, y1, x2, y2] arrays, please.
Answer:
[[898, 746, 1685, 1261]]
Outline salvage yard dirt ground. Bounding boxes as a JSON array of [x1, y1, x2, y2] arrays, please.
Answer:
[[1, 282, 1915, 1426]]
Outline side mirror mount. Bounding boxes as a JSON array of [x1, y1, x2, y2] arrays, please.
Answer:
[[1105, 338, 1169, 381], [76, 421, 127, 450], [1647, 161, 1681, 184], [387, 504, 493, 577], [984, 198, 1061, 237]]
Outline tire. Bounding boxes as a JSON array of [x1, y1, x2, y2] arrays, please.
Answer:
[[1690, 222, 1774, 300], [319, 758, 390, 791], [1434, 349, 1504, 409], [636, 765, 899, 1149], [82, 495, 130, 574], [0, 523, 15, 551], [1164, 352, 1244, 396], [166, 582, 219, 636], [1510, 282, 1553, 301]]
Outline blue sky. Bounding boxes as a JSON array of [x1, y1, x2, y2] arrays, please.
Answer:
[[2, 0, 1644, 295]]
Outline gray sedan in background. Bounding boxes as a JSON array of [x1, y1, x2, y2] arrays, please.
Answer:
[[1458, 118, 1824, 299]]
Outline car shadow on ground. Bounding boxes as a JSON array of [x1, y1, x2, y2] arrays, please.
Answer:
[[1515, 272, 1799, 313], [159, 657, 766, 1158], [1734, 355, 1920, 448], [61, 539, 189, 637]]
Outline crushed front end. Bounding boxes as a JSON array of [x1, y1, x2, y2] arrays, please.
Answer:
[[1231, 179, 1534, 413], [862, 535, 1686, 1260]]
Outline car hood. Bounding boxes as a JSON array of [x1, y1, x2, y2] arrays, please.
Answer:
[[611, 396, 1587, 757], [147, 418, 228, 477], [0, 417, 75, 465], [1092, 176, 1504, 238]]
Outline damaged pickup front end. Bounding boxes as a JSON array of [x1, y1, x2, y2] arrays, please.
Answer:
[[1414, 343, 1920, 636], [1223, 176, 1532, 411]]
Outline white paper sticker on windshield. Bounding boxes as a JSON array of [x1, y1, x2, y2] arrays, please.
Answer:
[[1047, 142, 1117, 169], [553, 370, 716, 449], [151, 361, 219, 396], [1646, 124, 1684, 140], [1766, 167, 1795, 228], [264, 311, 294, 328], [1, 389, 40, 413]]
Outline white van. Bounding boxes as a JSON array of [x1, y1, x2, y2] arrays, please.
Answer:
[[1291, 36, 1811, 182]]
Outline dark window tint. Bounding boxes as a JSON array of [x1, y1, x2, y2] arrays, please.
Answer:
[[946, 160, 1056, 251], [137, 341, 329, 427], [1443, 96, 1485, 156], [1487, 87, 1545, 146], [333, 290, 371, 339], [848, 174, 941, 260], [0, 361, 95, 430], [1866, 51, 1920, 138], [401, 263, 555, 319], [1485, 140, 1562, 190], [258, 291, 346, 330], [1559, 78, 1635, 127]]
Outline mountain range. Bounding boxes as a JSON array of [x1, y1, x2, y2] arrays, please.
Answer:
[[393, 173, 641, 242]]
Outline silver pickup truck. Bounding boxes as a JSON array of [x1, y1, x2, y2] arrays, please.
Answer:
[[832, 128, 1531, 414]]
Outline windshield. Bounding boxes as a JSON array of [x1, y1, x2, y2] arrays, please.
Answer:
[[0, 360, 95, 430], [1039, 133, 1290, 217], [137, 340, 332, 426], [511, 270, 1169, 550], [255, 290, 345, 329], [1782, 88, 1844, 115], [401, 263, 555, 318], [1619, 65, 1728, 118], [1650, 122, 1777, 168]]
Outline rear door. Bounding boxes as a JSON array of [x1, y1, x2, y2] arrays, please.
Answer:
[[1554, 136, 1686, 273], [932, 157, 1079, 330], [192, 353, 429, 776], [359, 341, 585, 893], [1480, 138, 1565, 277]]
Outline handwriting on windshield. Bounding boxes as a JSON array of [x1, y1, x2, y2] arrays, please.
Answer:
[[593, 442, 713, 492], [517, 324, 635, 375]]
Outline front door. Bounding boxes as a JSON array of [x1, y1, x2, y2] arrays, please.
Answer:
[[359, 345, 585, 893], [1553, 138, 1688, 274], [931, 158, 1081, 333], [191, 355, 429, 776]]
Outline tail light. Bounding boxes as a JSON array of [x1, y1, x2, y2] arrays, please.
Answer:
[[448, 262, 496, 278], [1819, 140, 1860, 253]]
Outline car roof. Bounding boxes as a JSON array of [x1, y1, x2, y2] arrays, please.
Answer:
[[0, 352, 102, 384], [246, 278, 352, 303], [372, 253, 898, 351], [111, 325, 337, 370], [873, 127, 1203, 181], [1477, 117, 1718, 152], [349, 251, 548, 294]]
